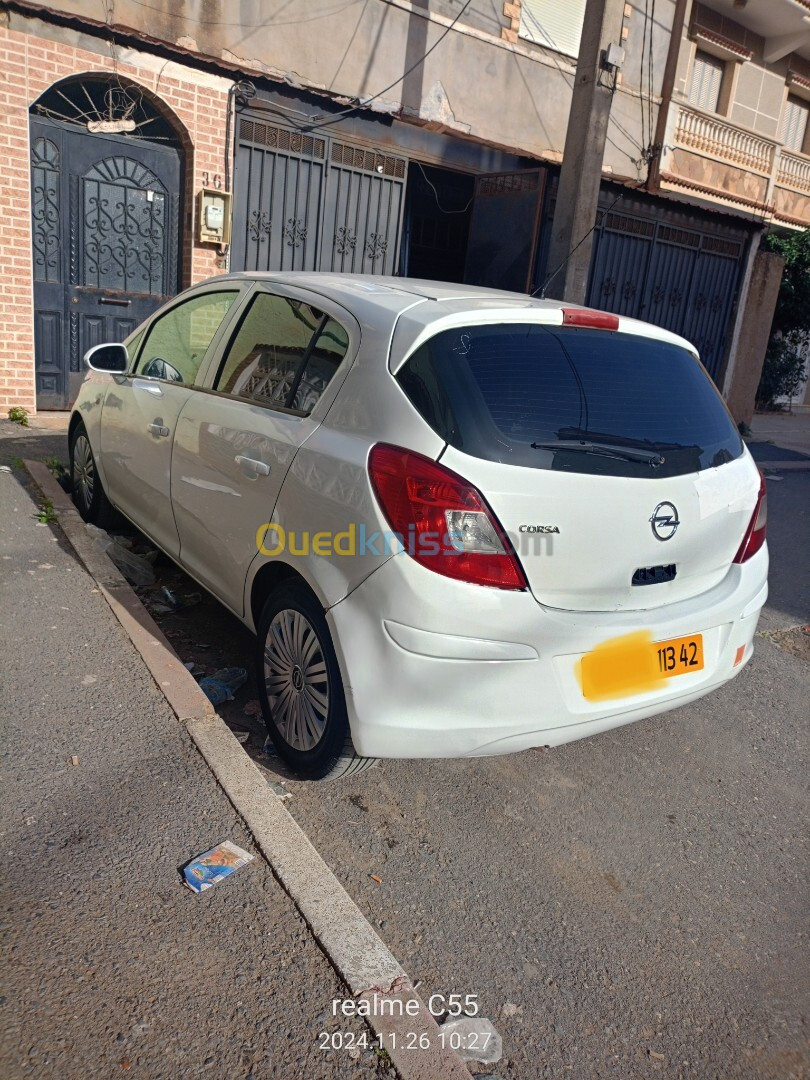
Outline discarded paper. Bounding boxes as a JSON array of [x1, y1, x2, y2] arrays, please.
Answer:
[[182, 840, 254, 894]]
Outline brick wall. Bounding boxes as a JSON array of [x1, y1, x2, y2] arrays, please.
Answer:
[[0, 23, 231, 414]]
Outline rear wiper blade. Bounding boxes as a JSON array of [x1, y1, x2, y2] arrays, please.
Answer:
[[530, 439, 665, 466]]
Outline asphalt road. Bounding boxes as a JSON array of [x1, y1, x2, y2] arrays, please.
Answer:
[[284, 474, 809, 1080], [2, 421, 808, 1079], [0, 455, 388, 1079]]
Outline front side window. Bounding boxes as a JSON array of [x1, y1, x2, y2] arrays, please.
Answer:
[[124, 325, 146, 369], [397, 324, 743, 478], [136, 291, 238, 384], [215, 292, 349, 414]]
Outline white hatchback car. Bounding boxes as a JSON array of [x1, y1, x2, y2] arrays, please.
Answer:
[[71, 274, 768, 779]]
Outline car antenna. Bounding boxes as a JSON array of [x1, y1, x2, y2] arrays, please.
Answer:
[[533, 191, 624, 300]]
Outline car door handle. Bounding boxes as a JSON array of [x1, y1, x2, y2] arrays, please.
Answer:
[[235, 455, 271, 476], [148, 423, 170, 438]]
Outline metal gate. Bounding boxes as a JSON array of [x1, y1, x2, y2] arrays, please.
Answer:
[[463, 170, 546, 293], [231, 115, 406, 277], [534, 180, 748, 382], [30, 101, 181, 410], [586, 203, 746, 380]]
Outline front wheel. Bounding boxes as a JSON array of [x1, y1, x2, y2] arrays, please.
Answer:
[[69, 422, 116, 527], [256, 582, 375, 780]]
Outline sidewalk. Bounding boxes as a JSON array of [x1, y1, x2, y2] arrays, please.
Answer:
[[0, 466, 385, 1080], [747, 410, 810, 467]]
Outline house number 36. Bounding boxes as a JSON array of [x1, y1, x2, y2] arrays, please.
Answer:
[[202, 172, 223, 189]]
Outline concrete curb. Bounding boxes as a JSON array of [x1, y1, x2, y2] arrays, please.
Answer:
[[24, 461, 474, 1080]]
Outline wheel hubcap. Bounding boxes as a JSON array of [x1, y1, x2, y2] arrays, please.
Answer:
[[73, 435, 94, 513], [263, 609, 329, 751]]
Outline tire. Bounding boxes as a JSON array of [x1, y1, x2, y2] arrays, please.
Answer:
[[256, 581, 375, 781], [69, 422, 116, 527]]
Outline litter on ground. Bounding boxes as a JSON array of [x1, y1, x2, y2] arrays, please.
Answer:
[[198, 667, 248, 706], [85, 524, 155, 586], [182, 841, 254, 894]]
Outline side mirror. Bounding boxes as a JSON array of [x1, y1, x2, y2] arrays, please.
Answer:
[[84, 342, 129, 374]]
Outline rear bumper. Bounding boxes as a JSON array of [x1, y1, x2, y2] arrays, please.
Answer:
[[327, 545, 768, 759]]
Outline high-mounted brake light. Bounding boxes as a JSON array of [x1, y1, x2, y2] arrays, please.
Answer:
[[368, 444, 527, 590], [562, 308, 620, 331], [733, 472, 767, 564]]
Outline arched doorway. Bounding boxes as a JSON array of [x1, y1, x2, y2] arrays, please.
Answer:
[[29, 76, 184, 409]]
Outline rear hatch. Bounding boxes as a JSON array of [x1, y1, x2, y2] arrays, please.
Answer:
[[397, 318, 761, 612]]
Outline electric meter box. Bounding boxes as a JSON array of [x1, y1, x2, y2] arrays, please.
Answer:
[[197, 188, 232, 245]]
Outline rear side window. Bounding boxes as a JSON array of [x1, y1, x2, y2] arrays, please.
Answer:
[[397, 325, 743, 478], [215, 292, 349, 414]]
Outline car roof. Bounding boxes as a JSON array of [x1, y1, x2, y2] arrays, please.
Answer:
[[199, 272, 697, 357], [205, 271, 561, 310]]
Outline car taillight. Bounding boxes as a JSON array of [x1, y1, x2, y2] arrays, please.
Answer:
[[733, 472, 767, 564], [368, 444, 527, 590]]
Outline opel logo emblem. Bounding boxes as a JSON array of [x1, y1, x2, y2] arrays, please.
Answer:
[[650, 501, 679, 541]]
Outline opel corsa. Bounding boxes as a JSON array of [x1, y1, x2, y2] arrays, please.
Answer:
[[70, 274, 768, 779]]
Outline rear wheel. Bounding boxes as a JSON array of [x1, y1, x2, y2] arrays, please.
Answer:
[[256, 581, 375, 780], [69, 422, 116, 527]]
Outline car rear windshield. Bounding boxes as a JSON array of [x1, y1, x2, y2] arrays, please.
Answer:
[[397, 324, 743, 478]]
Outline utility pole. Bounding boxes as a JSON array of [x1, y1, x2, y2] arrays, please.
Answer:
[[543, 0, 627, 303]]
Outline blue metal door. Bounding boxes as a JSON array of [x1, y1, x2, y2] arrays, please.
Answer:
[[584, 193, 746, 381], [231, 119, 326, 272], [30, 117, 181, 409], [588, 210, 655, 318]]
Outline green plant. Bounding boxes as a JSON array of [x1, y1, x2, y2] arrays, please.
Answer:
[[44, 456, 66, 477], [757, 230, 810, 410], [37, 498, 58, 525], [10, 457, 24, 469], [374, 1046, 393, 1068], [763, 230, 810, 338], [756, 331, 809, 410], [7, 406, 30, 427]]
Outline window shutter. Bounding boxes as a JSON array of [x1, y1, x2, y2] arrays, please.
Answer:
[[781, 96, 809, 153], [519, 0, 588, 59], [688, 51, 724, 113]]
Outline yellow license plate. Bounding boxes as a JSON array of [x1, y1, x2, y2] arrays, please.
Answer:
[[655, 634, 704, 677], [579, 631, 704, 702]]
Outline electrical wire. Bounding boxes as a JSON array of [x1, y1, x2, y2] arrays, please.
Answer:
[[639, 0, 650, 153], [522, 5, 643, 154], [532, 189, 626, 298], [299, 0, 474, 131], [518, 5, 645, 167], [114, 0, 367, 29], [648, 0, 657, 169], [415, 162, 474, 215]]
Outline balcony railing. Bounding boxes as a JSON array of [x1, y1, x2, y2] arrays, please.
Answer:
[[776, 150, 810, 194], [673, 105, 777, 175]]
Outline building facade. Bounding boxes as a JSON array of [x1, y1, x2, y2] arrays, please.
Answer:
[[1, 0, 808, 414]]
